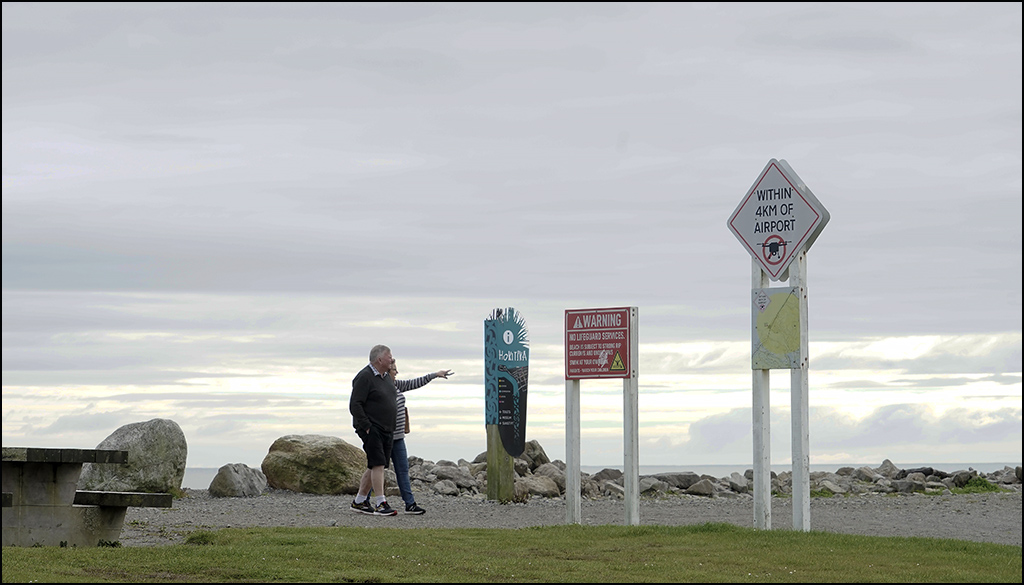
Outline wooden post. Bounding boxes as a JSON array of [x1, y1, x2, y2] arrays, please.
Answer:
[[486, 425, 514, 502]]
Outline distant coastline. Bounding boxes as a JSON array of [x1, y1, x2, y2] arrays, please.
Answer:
[[182, 461, 1020, 490]]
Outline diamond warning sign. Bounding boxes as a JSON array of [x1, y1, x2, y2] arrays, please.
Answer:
[[727, 159, 830, 280], [565, 307, 633, 379]]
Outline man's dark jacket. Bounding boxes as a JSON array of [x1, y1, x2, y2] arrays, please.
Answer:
[[350, 365, 398, 434]]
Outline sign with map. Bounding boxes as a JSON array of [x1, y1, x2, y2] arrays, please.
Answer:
[[484, 307, 529, 457], [752, 287, 802, 369]]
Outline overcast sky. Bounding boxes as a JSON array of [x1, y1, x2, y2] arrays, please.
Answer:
[[3, 3, 1020, 472]]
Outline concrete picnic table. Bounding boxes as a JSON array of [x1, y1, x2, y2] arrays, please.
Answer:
[[2, 446, 172, 547]]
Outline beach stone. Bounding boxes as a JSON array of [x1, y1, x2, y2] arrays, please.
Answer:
[[907, 466, 941, 478], [432, 479, 460, 496], [729, 472, 749, 494], [78, 418, 187, 493], [603, 481, 625, 498], [260, 435, 365, 495], [518, 474, 560, 498], [653, 472, 702, 490], [854, 466, 883, 483], [951, 470, 975, 487], [640, 476, 670, 494], [581, 477, 602, 498], [893, 479, 925, 493], [819, 479, 847, 495], [209, 463, 267, 498], [522, 440, 551, 471], [875, 459, 901, 479], [433, 463, 479, 490], [685, 478, 717, 497], [995, 467, 1020, 484], [533, 462, 566, 493], [592, 468, 623, 482]]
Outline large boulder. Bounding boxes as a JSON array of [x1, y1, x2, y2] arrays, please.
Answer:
[[77, 418, 187, 493], [261, 435, 365, 495], [209, 463, 268, 498]]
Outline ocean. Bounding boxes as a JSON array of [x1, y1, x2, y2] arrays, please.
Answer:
[[181, 461, 1018, 490]]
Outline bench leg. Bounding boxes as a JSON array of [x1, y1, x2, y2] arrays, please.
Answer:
[[2, 505, 126, 547]]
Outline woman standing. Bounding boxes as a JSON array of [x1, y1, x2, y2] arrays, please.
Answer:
[[388, 360, 453, 515]]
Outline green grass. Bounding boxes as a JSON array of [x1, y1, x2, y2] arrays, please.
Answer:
[[951, 476, 1004, 494], [2, 523, 1020, 583]]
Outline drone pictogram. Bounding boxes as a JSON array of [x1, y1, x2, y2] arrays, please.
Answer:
[[760, 235, 790, 265]]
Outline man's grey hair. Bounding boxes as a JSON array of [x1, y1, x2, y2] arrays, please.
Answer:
[[369, 344, 391, 363]]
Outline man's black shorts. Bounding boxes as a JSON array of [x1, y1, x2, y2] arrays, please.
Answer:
[[358, 426, 393, 469]]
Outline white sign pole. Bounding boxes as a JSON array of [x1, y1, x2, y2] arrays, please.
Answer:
[[752, 259, 772, 530], [731, 159, 825, 533], [565, 378, 582, 524], [623, 307, 640, 526], [790, 250, 811, 531], [563, 306, 639, 526]]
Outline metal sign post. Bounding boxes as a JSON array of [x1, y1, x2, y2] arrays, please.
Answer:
[[564, 306, 639, 525], [729, 159, 828, 532]]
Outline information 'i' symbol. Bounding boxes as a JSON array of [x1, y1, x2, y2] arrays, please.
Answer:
[[503, 330, 514, 345]]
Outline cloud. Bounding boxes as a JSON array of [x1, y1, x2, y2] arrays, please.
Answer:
[[35, 409, 129, 435], [669, 403, 1022, 465]]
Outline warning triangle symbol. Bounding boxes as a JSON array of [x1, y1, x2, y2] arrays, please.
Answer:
[[609, 351, 625, 371]]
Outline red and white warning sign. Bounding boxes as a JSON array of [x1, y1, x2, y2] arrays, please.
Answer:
[[565, 307, 632, 380], [727, 159, 830, 280]]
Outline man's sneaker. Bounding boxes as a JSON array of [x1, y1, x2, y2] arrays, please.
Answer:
[[404, 503, 426, 515], [373, 501, 398, 516], [350, 499, 373, 515]]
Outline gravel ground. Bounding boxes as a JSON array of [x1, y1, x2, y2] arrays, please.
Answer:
[[121, 487, 1022, 548]]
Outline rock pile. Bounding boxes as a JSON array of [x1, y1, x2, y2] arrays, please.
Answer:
[[222, 434, 1022, 500], [397, 440, 1022, 500]]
